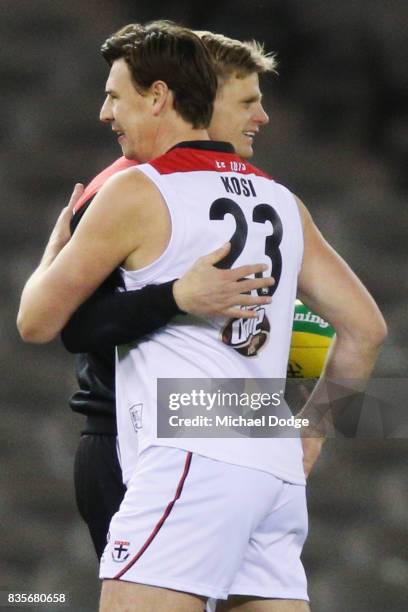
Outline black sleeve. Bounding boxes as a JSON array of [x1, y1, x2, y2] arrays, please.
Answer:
[[61, 196, 183, 353], [61, 279, 183, 354]]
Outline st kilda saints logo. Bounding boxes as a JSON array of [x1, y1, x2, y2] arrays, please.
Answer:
[[222, 306, 270, 356], [112, 540, 131, 563]]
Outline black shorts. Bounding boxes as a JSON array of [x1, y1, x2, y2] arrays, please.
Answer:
[[74, 434, 126, 560]]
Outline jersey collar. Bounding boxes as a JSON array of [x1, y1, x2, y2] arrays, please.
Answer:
[[168, 141, 235, 154]]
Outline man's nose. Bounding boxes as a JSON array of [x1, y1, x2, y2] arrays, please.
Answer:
[[255, 103, 269, 125], [99, 98, 113, 123]]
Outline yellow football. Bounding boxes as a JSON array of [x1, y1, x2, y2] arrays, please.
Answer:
[[287, 300, 335, 378]]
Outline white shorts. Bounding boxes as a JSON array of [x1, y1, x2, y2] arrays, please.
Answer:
[[100, 446, 308, 601]]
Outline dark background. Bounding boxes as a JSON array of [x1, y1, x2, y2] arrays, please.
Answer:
[[1, 1, 407, 610]]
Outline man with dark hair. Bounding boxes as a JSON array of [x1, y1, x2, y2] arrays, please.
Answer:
[[59, 27, 277, 563], [18, 20, 386, 612], [101, 21, 216, 130]]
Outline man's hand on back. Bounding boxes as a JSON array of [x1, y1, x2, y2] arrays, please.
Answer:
[[173, 243, 274, 319]]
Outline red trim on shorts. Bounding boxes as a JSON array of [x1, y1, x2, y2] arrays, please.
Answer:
[[113, 451, 193, 580]]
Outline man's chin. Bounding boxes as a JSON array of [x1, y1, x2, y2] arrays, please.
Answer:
[[236, 146, 253, 160], [122, 147, 135, 160]]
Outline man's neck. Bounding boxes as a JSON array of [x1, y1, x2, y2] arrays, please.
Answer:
[[145, 121, 210, 161]]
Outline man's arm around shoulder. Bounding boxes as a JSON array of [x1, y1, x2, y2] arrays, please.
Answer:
[[17, 169, 150, 343]]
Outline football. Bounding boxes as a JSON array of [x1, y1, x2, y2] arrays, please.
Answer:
[[287, 300, 335, 378]]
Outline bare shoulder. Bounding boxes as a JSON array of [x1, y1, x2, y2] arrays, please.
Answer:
[[77, 166, 161, 227], [98, 166, 158, 202]]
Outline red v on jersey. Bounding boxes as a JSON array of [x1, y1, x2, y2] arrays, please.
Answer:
[[150, 148, 271, 179], [72, 146, 270, 215]]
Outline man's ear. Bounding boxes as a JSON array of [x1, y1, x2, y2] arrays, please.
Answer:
[[151, 80, 170, 116]]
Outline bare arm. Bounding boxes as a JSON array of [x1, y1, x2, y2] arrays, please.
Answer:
[[295, 198, 387, 475], [18, 173, 274, 345], [17, 169, 149, 343], [297, 198, 386, 378]]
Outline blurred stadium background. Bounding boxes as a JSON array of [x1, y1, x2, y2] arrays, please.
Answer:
[[1, 1, 407, 610]]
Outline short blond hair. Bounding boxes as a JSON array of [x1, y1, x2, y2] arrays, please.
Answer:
[[196, 31, 277, 82]]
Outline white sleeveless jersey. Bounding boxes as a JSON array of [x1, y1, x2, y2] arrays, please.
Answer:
[[115, 143, 305, 485]]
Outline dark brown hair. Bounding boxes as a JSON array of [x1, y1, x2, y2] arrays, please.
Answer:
[[101, 21, 217, 129]]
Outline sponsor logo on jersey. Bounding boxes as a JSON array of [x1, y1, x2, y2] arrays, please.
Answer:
[[129, 404, 143, 432], [221, 307, 270, 357], [112, 540, 130, 563]]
